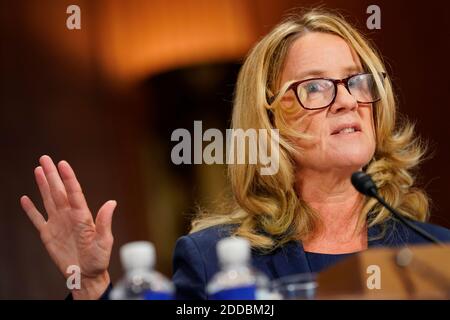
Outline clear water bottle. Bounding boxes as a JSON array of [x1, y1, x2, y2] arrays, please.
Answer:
[[206, 237, 273, 300], [110, 241, 174, 300]]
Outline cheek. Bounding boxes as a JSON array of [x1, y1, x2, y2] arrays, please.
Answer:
[[284, 109, 325, 147], [287, 114, 329, 164], [360, 107, 376, 147]]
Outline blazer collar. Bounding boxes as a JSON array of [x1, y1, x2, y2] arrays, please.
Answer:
[[256, 220, 399, 279], [253, 240, 310, 279]]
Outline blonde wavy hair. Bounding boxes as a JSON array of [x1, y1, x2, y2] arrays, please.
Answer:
[[190, 8, 429, 251]]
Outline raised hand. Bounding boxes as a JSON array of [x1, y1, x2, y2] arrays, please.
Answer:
[[20, 155, 117, 299]]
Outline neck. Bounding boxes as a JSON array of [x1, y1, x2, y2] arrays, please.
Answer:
[[296, 168, 367, 253]]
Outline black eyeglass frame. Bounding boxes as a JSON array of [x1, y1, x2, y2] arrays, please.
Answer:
[[268, 72, 387, 110]]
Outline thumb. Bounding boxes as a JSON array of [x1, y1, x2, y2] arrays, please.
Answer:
[[95, 200, 117, 240]]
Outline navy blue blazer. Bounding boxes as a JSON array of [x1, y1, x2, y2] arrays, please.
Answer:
[[172, 219, 450, 300]]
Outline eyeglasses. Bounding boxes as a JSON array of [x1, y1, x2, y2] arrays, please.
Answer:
[[269, 72, 386, 110]]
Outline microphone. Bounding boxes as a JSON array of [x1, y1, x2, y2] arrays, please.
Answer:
[[351, 171, 442, 245]]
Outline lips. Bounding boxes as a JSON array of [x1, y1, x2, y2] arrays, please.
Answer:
[[331, 122, 362, 135]]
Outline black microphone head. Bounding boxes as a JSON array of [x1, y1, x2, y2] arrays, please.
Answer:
[[351, 171, 378, 197]]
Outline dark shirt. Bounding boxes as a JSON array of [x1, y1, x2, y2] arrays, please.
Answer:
[[304, 251, 355, 273]]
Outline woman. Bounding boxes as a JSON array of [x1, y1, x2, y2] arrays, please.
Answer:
[[20, 9, 450, 300]]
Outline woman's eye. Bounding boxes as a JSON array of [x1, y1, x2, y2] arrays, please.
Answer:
[[349, 75, 371, 89], [305, 82, 325, 93]]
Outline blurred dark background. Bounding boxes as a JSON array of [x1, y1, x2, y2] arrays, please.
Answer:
[[1, 0, 449, 298]]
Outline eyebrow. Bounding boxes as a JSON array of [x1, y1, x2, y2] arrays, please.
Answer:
[[294, 66, 363, 80]]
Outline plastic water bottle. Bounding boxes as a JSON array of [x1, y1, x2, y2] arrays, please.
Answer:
[[109, 241, 174, 300], [206, 237, 273, 300]]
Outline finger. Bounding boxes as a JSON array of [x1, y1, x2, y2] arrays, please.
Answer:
[[34, 166, 57, 217], [20, 195, 46, 231], [95, 200, 117, 241], [58, 160, 88, 211], [39, 155, 69, 210]]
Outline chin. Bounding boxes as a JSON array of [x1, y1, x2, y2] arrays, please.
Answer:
[[332, 153, 373, 170], [328, 146, 374, 169]]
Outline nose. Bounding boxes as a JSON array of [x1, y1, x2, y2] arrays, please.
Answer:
[[329, 83, 358, 113]]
